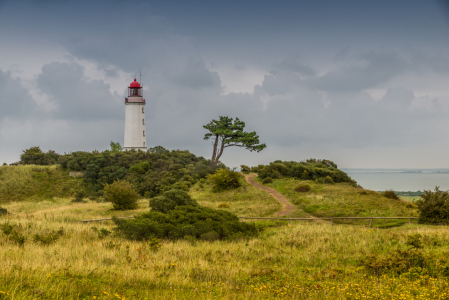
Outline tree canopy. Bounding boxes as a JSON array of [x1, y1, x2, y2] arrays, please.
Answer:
[[203, 116, 266, 165]]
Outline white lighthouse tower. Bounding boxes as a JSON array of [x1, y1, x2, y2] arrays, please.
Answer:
[[124, 78, 147, 151]]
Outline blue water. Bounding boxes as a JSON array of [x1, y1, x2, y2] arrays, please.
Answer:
[[343, 169, 449, 192]]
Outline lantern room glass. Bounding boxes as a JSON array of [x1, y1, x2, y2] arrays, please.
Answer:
[[128, 87, 143, 97]]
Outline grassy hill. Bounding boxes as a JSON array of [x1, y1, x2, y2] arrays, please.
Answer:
[[188, 177, 282, 217], [0, 165, 79, 203], [256, 177, 418, 226]]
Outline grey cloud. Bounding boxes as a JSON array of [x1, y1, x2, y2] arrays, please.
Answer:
[[309, 51, 407, 93], [0, 69, 36, 120], [36, 61, 122, 121]]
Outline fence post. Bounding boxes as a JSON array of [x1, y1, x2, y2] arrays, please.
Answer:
[[370, 218, 373, 228], [409, 218, 411, 224], [331, 218, 333, 226], [288, 220, 290, 226]]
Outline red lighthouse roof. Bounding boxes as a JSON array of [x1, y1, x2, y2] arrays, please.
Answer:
[[129, 78, 141, 88]]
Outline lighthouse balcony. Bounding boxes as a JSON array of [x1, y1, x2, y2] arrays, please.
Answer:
[[125, 97, 146, 104]]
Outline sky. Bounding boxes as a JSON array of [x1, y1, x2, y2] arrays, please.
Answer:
[[1, 0, 449, 168]]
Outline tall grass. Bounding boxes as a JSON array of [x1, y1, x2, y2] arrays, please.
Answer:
[[189, 176, 281, 217], [1, 198, 449, 299], [0, 165, 78, 204], [260, 177, 418, 226]]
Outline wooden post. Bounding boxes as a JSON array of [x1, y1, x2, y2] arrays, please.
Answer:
[[288, 220, 290, 226], [370, 218, 373, 228], [331, 218, 334, 226], [409, 218, 411, 224]]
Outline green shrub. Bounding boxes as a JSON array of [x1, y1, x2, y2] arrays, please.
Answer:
[[207, 169, 241, 192], [382, 190, 400, 200], [240, 165, 251, 173], [218, 203, 230, 209], [363, 249, 429, 276], [72, 189, 86, 203], [0, 207, 7, 215], [294, 184, 311, 192], [262, 177, 273, 184], [33, 228, 64, 245], [149, 189, 198, 213], [256, 159, 355, 184], [113, 205, 257, 241], [416, 187, 449, 225], [103, 180, 139, 210]]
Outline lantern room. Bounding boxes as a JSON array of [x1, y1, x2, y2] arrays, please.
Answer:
[[128, 78, 143, 97]]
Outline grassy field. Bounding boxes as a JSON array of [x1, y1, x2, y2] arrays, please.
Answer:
[[189, 177, 281, 217], [0, 165, 78, 203], [1, 168, 449, 299], [256, 177, 418, 227], [1, 198, 449, 299]]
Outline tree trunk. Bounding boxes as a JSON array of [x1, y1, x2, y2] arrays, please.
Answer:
[[210, 134, 219, 165]]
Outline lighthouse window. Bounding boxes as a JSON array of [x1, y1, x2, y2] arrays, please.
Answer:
[[142, 119, 145, 125], [142, 107, 144, 113], [143, 130, 145, 137]]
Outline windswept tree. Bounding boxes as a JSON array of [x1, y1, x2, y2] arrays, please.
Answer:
[[203, 116, 266, 165]]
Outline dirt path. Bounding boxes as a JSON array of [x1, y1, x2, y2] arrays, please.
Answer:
[[242, 173, 297, 217]]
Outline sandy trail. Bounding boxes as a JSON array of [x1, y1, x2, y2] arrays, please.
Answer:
[[242, 173, 297, 217]]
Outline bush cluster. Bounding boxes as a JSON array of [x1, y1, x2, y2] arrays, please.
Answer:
[[150, 189, 198, 213], [113, 205, 257, 241], [294, 184, 311, 192], [416, 187, 449, 225], [41, 146, 223, 198], [261, 177, 273, 184], [20, 146, 60, 166], [207, 169, 242, 192], [382, 190, 400, 200], [103, 180, 140, 210], [0, 207, 7, 215], [255, 159, 355, 184], [240, 165, 251, 173]]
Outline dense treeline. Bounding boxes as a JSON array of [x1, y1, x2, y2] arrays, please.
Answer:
[[250, 159, 356, 184], [19, 146, 223, 198]]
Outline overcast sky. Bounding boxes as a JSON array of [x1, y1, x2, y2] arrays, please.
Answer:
[[1, 0, 449, 168]]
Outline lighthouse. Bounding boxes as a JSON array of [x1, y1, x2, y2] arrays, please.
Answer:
[[124, 78, 147, 151]]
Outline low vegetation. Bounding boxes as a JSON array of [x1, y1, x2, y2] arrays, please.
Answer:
[[254, 159, 355, 184], [1, 198, 449, 299], [416, 187, 449, 225], [258, 177, 417, 226], [103, 180, 140, 210], [0, 165, 78, 203], [189, 175, 281, 217], [207, 168, 242, 192]]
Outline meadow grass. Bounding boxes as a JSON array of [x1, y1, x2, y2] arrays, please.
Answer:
[[258, 177, 418, 227], [0, 165, 78, 204], [189, 177, 281, 217], [1, 197, 449, 299]]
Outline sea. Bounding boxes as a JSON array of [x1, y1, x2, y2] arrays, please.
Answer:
[[342, 169, 449, 192]]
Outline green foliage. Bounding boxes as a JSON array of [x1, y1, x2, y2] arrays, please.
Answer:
[[416, 187, 449, 225], [207, 169, 242, 192], [294, 184, 311, 192], [240, 165, 251, 173], [110, 141, 123, 153], [261, 177, 273, 184], [104, 180, 139, 210], [91, 227, 112, 239], [406, 233, 424, 249], [255, 159, 355, 184], [58, 148, 221, 198], [72, 189, 86, 203], [0, 206, 7, 215], [150, 189, 198, 213], [20, 146, 60, 165], [113, 205, 257, 241], [218, 203, 230, 209], [33, 228, 64, 245], [203, 116, 266, 165], [383, 190, 400, 200], [363, 249, 429, 276]]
